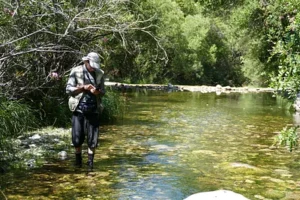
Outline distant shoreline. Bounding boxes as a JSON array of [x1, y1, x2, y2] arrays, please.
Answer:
[[105, 81, 275, 93]]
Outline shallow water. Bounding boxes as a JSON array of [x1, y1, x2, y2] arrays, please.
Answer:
[[2, 91, 300, 200]]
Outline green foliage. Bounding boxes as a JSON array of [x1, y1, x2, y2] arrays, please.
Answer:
[[1, 0, 300, 136], [230, 0, 300, 94], [181, 14, 210, 50], [274, 126, 299, 152], [174, 0, 200, 16], [36, 77, 71, 127], [101, 90, 126, 123], [134, 0, 247, 86], [0, 98, 37, 138], [268, 2, 300, 97], [0, 98, 38, 158], [136, 0, 185, 83], [242, 56, 266, 86], [197, 0, 246, 17], [0, 0, 160, 127], [1, 0, 269, 103], [226, 1, 267, 86], [38, 95, 71, 127]]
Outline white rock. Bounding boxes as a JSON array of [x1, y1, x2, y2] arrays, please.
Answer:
[[25, 159, 36, 168], [29, 134, 41, 140], [216, 84, 222, 89], [58, 151, 67, 160], [53, 138, 60, 142], [184, 190, 249, 200], [29, 144, 37, 148], [230, 162, 257, 169]]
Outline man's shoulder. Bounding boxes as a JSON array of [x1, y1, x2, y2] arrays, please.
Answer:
[[96, 68, 104, 75], [71, 65, 84, 73]]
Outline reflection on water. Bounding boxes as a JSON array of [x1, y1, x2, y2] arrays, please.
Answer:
[[2, 91, 300, 200]]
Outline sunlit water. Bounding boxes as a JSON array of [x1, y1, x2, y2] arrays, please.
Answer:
[[2, 91, 300, 200]]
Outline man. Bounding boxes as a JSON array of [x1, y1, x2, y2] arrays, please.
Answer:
[[66, 52, 105, 171]]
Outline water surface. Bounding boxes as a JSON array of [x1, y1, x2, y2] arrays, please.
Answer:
[[2, 91, 300, 200]]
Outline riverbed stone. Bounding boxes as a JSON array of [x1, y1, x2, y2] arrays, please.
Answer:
[[245, 179, 255, 184], [29, 134, 41, 140], [254, 194, 270, 200], [29, 144, 37, 148], [105, 81, 275, 93], [184, 190, 249, 200], [219, 162, 268, 175], [274, 168, 292, 177], [293, 94, 300, 111], [58, 151, 67, 160], [283, 191, 300, 200], [263, 189, 285, 199], [192, 149, 218, 156], [230, 162, 258, 169], [25, 159, 36, 168]]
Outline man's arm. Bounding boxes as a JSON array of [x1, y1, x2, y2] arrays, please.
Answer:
[[66, 69, 95, 96], [90, 76, 105, 96], [98, 76, 106, 96]]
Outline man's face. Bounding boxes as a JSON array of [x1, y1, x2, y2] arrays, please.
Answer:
[[86, 61, 95, 72]]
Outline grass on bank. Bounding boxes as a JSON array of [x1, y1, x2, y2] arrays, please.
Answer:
[[0, 90, 125, 169]]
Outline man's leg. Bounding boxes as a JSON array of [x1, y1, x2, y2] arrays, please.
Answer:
[[72, 112, 85, 167], [87, 148, 95, 171], [86, 113, 99, 171], [75, 147, 82, 167]]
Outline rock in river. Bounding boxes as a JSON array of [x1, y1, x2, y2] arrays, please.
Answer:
[[184, 190, 249, 200]]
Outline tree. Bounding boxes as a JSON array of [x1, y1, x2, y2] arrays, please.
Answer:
[[197, 0, 246, 17], [0, 0, 166, 124], [230, 0, 300, 95], [266, 0, 300, 98]]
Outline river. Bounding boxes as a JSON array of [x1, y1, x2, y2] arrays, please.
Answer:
[[1, 91, 300, 200]]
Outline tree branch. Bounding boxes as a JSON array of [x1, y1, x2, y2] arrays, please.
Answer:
[[0, 46, 79, 61], [0, 190, 7, 200], [0, 28, 46, 48]]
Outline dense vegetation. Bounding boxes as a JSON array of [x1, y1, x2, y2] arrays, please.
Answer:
[[0, 0, 299, 160], [1, 0, 299, 96]]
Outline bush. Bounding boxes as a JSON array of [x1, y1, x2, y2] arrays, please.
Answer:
[[274, 126, 299, 152], [38, 95, 71, 128], [101, 90, 126, 123], [0, 98, 38, 158]]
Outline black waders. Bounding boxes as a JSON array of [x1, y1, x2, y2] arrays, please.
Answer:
[[87, 153, 94, 171], [75, 153, 82, 167]]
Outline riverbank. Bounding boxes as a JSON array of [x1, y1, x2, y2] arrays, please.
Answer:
[[105, 81, 275, 93], [2, 92, 299, 200], [0, 127, 71, 173]]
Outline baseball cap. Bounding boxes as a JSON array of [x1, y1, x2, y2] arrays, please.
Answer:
[[82, 52, 100, 70]]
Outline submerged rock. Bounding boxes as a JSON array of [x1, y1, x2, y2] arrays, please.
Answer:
[[25, 159, 36, 168], [58, 151, 68, 160], [184, 190, 249, 200], [218, 162, 268, 176], [293, 93, 300, 111], [230, 162, 257, 169]]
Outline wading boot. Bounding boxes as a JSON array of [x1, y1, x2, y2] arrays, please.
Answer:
[[87, 153, 94, 172], [75, 153, 82, 168]]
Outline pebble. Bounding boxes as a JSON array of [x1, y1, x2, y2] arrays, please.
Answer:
[[58, 151, 67, 160], [29, 134, 41, 140]]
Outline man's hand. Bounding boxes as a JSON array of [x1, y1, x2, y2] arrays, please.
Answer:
[[90, 88, 101, 95], [84, 84, 95, 90]]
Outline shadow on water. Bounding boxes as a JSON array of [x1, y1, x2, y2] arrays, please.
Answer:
[[2, 91, 300, 199]]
